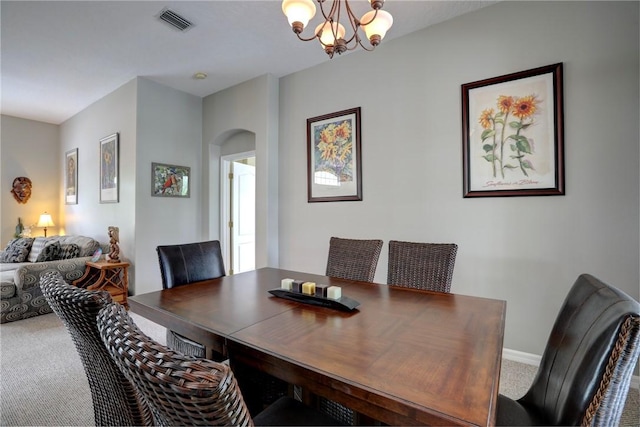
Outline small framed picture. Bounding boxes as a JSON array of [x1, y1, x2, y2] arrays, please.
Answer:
[[152, 162, 191, 197], [307, 107, 362, 202], [65, 148, 78, 205], [461, 63, 564, 197], [99, 133, 119, 203]]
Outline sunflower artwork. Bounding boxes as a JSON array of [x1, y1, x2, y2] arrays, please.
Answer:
[[314, 119, 354, 185], [462, 63, 564, 197], [307, 107, 362, 202], [478, 94, 539, 179]]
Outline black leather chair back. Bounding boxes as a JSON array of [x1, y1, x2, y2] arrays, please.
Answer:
[[517, 273, 640, 425], [156, 240, 225, 289]]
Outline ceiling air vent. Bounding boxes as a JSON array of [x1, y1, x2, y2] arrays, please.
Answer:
[[158, 8, 193, 32]]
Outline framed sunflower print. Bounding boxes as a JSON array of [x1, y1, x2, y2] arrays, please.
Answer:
[[100, 133, 119, 203], [461, 63, 565, 197], [307, 107, 362, 202]]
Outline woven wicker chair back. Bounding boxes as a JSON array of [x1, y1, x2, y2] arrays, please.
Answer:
[[325, 237, 383, 282], [387, 240, 458, 292], [97, 303, 254, 426], [39, 271, 154, 426]]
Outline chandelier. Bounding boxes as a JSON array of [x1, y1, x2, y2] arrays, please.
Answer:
[[282, 0, 393, 58]]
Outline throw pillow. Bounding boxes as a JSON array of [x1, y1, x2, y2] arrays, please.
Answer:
[[0, 238, 35, 263], [36, 241, 61, 262], [58, 243, 80, 260], [28, 237, 51, 262]]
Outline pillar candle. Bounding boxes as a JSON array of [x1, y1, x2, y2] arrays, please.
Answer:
[[302, 282, 316, 295], [315, 284, 329, 298], [327, 286, 342, 300], [292, 280, 304, 293], [281, 278, 293, 290]]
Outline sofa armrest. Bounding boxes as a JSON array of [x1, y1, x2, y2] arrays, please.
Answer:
[[14, 257, 93, 292]]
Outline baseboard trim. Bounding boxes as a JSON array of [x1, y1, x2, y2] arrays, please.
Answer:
[[503, 348, 639, 390]]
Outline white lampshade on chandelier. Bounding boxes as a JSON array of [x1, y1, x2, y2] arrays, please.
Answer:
[[282, 0, 393, 58]]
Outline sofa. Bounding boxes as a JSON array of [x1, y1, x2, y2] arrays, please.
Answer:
[[0, 235, 108, 323]]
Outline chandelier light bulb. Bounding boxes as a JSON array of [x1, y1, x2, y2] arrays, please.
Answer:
[[360, 9, 393, 45], [315, 21, 346, 47], [282, 0, 316, 33]]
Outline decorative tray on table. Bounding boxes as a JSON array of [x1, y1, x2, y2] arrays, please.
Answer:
[[268, 288, 360, 312]]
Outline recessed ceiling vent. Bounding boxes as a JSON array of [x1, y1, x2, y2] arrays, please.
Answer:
[[158, 8, 193, 32]]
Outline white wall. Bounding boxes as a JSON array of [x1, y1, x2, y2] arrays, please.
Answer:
[[1, 115, 60, 243], [59, 79, 138, 272], [277, 1, 639, 355], [59, 77, 202, 294], [202, 74, 279, 268], [133, 78, 203, 295]]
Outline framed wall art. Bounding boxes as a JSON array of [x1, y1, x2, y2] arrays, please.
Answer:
[[152, 162, 191, 197], [461, 63, 564, 197], [307, 107, 362, 202], [100, 133, 119, 203], [65, 148, 78, 204]]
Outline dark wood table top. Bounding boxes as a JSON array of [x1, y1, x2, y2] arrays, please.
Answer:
[[129, 267, 506, 426]]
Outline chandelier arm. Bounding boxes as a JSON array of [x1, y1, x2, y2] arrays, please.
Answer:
[[295, 32, 321, 42], [316, 0, 338, 23]]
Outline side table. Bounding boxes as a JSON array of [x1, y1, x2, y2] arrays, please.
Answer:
[[73, 260, 130, 308]]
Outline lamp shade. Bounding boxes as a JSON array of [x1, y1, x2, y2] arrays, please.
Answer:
[[360, 9, 393, 42], [315, 21, 346, 47], [37, 212, 55, 228], [282, 0, 316, 28]]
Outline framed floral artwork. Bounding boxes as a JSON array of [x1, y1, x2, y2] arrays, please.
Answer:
[[307, 107, 362, 202], [65, 148, 78, 204], [100, 133, 119, 203], [461, 63, 565, 197], [151, 162, 191, 197]]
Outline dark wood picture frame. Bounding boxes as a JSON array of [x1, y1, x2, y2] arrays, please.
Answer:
[[99, 133, 119, 203], [461, 63, 564, 197], [307, 107, 362, 202]]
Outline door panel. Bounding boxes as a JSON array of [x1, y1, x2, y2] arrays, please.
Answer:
[[232, 160, 255, 273]]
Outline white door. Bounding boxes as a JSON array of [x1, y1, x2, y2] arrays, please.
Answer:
[[231, 160, 255, 274]]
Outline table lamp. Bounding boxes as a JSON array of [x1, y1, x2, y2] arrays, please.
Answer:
[[37, 212, 55, 237]]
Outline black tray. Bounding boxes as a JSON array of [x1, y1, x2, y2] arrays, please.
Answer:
[[268, 288, 360, 312]]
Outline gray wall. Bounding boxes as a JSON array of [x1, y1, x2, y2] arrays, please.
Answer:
[[277, 1, 639, 355], [202, 74, 280, 269], [1, 115, 60, 242], [134, 78, 203, 295], [58, 77, 202, 294]]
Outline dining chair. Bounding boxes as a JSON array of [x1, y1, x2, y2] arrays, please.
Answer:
[[496, 273, 640, 426], [97, 302, 343, 426], [156, 240, 226, 358], [386, 240, 458, 292], [325, 237, 383, 282], [157, 239, 289, 415], [39, 271, 154, 426], [321, 237, 383, 425]]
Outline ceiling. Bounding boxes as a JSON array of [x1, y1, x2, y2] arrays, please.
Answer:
[[1, 1, 496, 125]]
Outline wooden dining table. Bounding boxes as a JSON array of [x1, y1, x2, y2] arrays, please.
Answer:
[[129, 267, 506, 426]]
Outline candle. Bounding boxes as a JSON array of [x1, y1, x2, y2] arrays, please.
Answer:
[[315, 284, 329, 298], [281, 278, 293, 291], [302, 282, 316, 295], [292, 280, 304, 293], [327, 286, 342, 300]]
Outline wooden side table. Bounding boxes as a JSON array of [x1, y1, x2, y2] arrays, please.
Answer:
[[73, 260, 130, 308]]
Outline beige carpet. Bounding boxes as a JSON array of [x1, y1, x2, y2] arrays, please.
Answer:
[[1, 313, 638, 426]]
